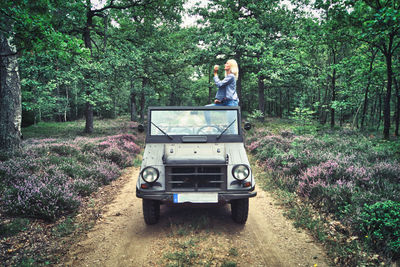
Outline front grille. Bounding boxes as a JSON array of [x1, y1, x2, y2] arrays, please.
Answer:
[[166, 165, 226, 191]]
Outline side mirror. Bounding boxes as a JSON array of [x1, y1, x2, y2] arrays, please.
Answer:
[[137, 124, 145, 133], [244, 122, 252, 131]]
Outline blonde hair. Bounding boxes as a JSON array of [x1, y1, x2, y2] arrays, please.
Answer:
[[226, 59, 239, 80]]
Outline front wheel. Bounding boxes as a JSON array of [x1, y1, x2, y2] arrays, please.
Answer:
[[231, 198, 249, 224], [143, 199, 160, 225]]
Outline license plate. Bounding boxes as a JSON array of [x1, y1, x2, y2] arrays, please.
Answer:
[[173, 193, 218, 203]]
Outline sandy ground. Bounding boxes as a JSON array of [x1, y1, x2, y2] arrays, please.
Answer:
[[62, 167, 329, 267]]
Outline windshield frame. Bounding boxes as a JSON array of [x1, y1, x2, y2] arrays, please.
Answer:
[[145, 106, 243, 143]]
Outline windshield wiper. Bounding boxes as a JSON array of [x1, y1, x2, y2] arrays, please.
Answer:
[[216, 119, 236, 140], [151, 122, 173, 140]]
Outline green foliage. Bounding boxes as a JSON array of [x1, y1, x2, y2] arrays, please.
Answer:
[[221, 261, 237, 267], [248, 119, 400, 264], [2, 117, 142, 221], [0, 218, 30, 238], [357, 201, 400, 258], [164, 249, 199, 266], [247, 109, 264, 123], [52, 217, 77, 237], [228, 247, 239, 257], [3, 0, 397, 140]]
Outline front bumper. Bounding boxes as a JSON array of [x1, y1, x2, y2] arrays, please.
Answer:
[[136, 188, 257, 203]]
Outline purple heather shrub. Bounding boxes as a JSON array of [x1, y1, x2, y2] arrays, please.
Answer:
[[23, 138, 58, 146], [2, 171, 80, 220], [49, 143, 80, 156], [345, 165, 371, 186], [72, 178, 98, 197], [0, 133, 141, 220], [335, 179, 355, 189], [98, 146, 132, 167], [85, 160, 120, 185], [245, 128, 272, 145], [298, 160, 349, 197], [248, 140, 261, 152], [94, 134, 139, 167], [371, 161, 400, 183], [0, 157, 42, 183]]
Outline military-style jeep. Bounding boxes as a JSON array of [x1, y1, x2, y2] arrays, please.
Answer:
[[136, 106, 256, 224]]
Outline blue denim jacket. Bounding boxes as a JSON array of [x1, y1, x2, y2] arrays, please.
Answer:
[[214, 74, 239, 102]]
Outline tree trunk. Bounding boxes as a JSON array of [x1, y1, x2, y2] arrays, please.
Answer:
[[394, 76, 399, 137], [377, 87, 383, 131], [130, 93, 137, 121], [140, 90, 145, 123], [0, 31, 22, 152], [84, 1, 93, 56], [64, 85, 69, 122], [330, 50, 337, 128], [130, 79, 137, 121], [83, 1, 94, 133], [287, 89, 291, 115], [257, 74, 265, 121], [320, 82, 329, 125], [139, 78, 148, 123], [85, 101, 93, 133], [383, 52, 392, 139], [361, 49, 377, 129], [371, 91, 377, 126]]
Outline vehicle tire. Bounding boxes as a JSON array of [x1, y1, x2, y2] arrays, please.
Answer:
[[143, 199, 160, 225], [231, 198, 249, 224]]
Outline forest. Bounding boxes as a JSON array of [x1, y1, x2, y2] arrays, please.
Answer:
[[0, 0, 400, 266], [0, 0, 399, 150]]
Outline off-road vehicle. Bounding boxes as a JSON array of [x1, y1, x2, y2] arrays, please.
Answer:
[[136, 106, 256, 224]]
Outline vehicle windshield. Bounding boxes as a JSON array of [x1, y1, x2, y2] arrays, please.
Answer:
[[150, 109, 239, 136]]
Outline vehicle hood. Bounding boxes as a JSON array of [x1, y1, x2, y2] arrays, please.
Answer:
[[163, 143, 227, 164]]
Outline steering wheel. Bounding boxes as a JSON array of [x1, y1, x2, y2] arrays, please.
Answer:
[[197, 125, 221, 135]]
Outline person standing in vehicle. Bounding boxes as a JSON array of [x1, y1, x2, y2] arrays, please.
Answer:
[[211, 59, 239, 106]]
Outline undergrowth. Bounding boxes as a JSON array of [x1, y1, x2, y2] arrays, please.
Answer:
[[0, 116, 143, 266], [248, 118, 400, 265]]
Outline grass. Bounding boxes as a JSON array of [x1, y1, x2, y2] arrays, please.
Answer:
[[0, 218, 30, 238], [228, 247, 238, 256], [164, 249, 199, 266], [221, 261, 237, 267], [22, 115, 139, 139], [162, 216, 241, 267], [52, 217, 77, 237]]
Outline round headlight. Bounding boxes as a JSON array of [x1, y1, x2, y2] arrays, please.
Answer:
[[141, 167, 159, 183], [232, 164, 250, 181]]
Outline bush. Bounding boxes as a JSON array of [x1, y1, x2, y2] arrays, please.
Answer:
[[72, 178, 98, 197], [1, 134, 140, 221], [49, 143, 80, 156], [247, 123, 400, 263], [85, 161, 120, 185], [2, 172, 80, 221], [357, 201, 400, 259]]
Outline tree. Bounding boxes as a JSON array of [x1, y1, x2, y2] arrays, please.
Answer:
[[352, 0, 400, 139], [193, 0, 295, 116], [0, 0, 50, 152], [75, 0, 185, 132], [0, 29, 22, 152]]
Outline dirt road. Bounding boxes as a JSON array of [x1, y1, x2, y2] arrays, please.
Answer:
[[62, 167, 328, 266]]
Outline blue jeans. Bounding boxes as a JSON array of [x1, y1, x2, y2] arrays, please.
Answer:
[[206, 99, 239, 107], [205, 99, 239, 126]]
